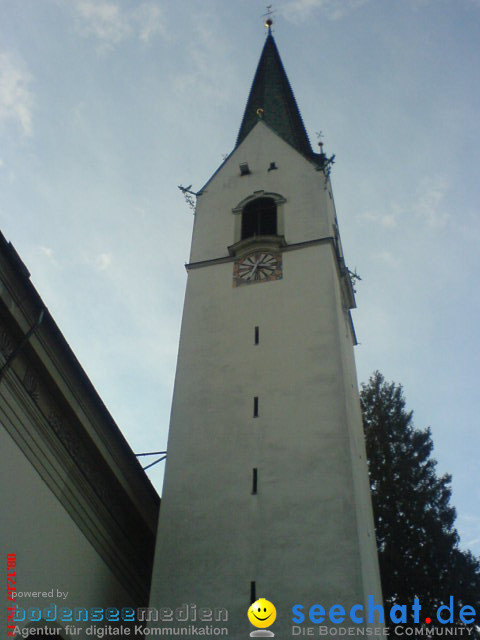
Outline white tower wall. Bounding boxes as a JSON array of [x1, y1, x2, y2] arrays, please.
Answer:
[[149, 122, 383, 637]]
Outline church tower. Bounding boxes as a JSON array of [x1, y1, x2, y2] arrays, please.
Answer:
[[149, 28, 383, 637]]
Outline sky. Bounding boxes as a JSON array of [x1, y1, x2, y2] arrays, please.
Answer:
[[1, 0, 479, 555]]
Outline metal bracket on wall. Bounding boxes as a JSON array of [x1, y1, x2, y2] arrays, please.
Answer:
[[135, 450, 167, 471]]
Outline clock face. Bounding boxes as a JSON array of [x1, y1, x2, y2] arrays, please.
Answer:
[[233, 252, 282, 287]]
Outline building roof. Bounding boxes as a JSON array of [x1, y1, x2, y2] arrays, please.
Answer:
[[236, 33, 314, 159]]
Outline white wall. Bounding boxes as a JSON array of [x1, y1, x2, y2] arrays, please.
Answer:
[[0, 415, 137, 639], [150, 124, 382, 639]]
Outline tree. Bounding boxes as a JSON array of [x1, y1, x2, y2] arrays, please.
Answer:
[[361, 371, 480, 632]]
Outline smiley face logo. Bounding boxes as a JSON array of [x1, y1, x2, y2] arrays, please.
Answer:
[[247, 598, 277, 629]]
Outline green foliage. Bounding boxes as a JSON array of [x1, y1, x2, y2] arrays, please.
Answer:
[[361, 372, 480, 633]]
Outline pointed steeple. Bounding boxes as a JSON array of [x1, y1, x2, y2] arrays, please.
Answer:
[[236, 33, 313, 159]]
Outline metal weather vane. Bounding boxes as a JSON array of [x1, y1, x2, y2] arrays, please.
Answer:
[[178, 184, 197, 212], [315, 131, 335, 180], [348, 268, 362, 294], [262, 5, 276, 32]]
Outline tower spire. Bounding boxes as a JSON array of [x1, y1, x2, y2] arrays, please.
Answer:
[[236, 31, 313, 159]]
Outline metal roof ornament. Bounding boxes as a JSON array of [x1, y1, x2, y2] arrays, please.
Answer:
[[263, 5, 275, 33]]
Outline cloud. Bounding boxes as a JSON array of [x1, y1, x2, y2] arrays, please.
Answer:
[[71, 1, 165, 52], [0, 52, 33, 136], [95, 252, 112, 271], [281, 0, 369, 22], [73, 1, 131, 51], [359, 200, 404, 229], [38, 246, 59, 267], [378, 250, 398, 266], [359, 177, 449, 231], [39, 246, 54, 259], [173, 20, 235, 104], [134, 205, 147, 217], [82, 251, 113, 271], [359, 209, 399, 229], [413, 176, 450, 228], [136, 3, 166, 43]]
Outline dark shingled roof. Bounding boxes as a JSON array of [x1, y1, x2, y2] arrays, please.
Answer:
[[236, 33, 313, 159]]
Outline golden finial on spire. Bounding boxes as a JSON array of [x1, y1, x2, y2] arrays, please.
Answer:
[[262, 5, 275, 33]]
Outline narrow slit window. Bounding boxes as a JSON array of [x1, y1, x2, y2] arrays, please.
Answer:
[[250, 581, 256, 604], [254, 326, 259, 345], [253, 396, 259, 417], [252, 468, 258, 494]]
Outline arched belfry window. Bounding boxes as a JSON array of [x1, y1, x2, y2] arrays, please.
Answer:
[[241, 197, 277, 240]]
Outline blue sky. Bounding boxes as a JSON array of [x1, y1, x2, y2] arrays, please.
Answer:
[[1, 0, 479, 554]]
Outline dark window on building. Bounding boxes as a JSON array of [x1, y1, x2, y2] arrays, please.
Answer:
[[253, 396, 259, 417], [241, 197, 277, 240], [250, 581, 256, 604], [252, 468, 258, 494], [254, 326, 259, 345]]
